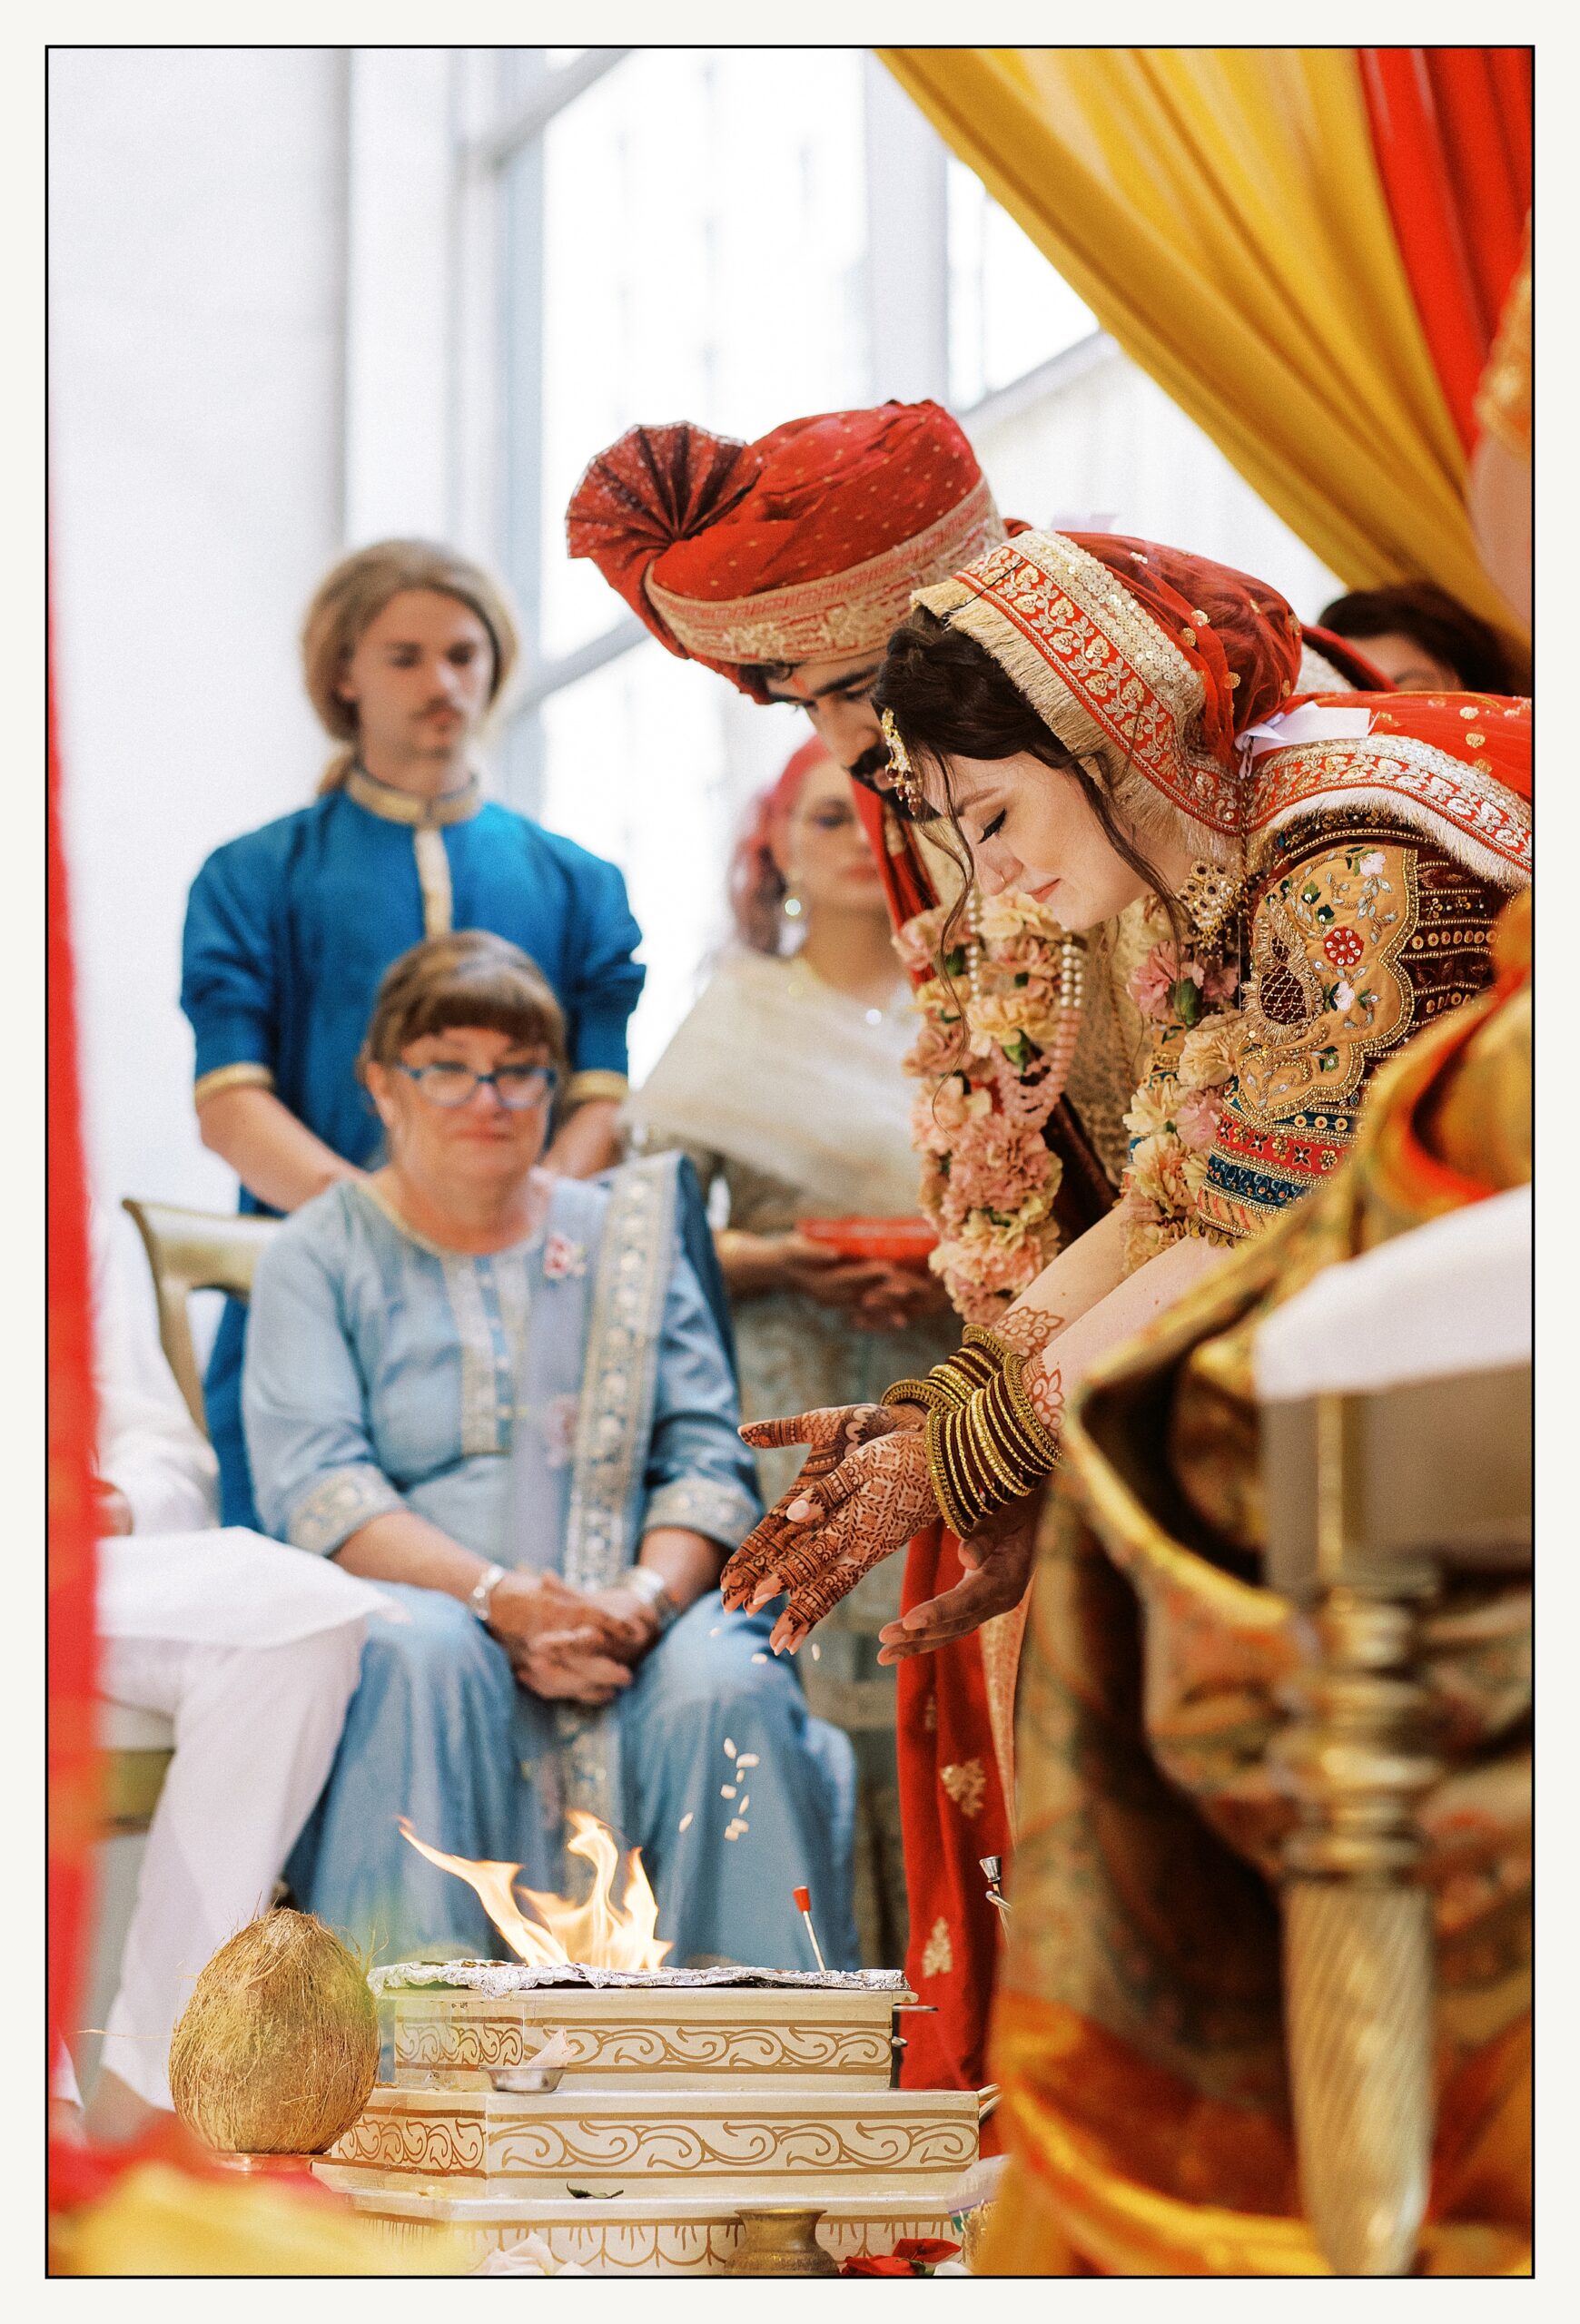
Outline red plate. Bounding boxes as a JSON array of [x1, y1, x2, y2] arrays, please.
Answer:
[[795, 1216, 939, 1271]]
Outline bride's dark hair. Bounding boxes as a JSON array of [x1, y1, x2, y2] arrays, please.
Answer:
[[874, 607, 1183, 942]]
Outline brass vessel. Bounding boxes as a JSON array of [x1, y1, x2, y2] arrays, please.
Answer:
[[724, 2207, 839, 2277]]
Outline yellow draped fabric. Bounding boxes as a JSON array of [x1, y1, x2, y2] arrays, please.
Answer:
[[50, 2161, 466, 2275], [880, 47, 1515, 633]]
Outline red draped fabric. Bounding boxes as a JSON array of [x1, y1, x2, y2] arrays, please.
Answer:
[[1358, 47, 1532, 454], [852, 783, 1007, 2117], [893, 1531, 1007, 2123], [48, 656, 102, 2157]]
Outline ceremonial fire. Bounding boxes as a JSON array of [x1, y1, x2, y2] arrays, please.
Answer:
[[398, 1811, 672, 1972]]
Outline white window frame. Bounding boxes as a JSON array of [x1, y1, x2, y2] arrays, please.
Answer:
[[469, 44, 1089, 818]]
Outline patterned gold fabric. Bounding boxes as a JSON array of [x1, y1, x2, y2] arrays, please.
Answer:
[[1064, 900, 1155, 1188], [1199, 811, 1512, 1240], [980, 895, 1531, 2275]]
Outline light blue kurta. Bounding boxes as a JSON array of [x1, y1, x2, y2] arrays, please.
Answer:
[[242, 1161, 859, 1974]]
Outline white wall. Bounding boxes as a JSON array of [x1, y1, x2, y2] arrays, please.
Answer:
[[50, 48, 352, 1214]]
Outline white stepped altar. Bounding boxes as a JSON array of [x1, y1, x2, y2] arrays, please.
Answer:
[[313, 1965, 982, 2274]]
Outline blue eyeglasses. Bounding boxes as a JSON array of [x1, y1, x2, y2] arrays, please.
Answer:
[[397, 1061, 559, 1112]]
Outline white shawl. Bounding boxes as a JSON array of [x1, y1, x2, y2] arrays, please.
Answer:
[[627, 950, 924, 1220]]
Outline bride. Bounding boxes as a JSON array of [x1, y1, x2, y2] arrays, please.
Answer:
[[719, 527, 1531, 1659]]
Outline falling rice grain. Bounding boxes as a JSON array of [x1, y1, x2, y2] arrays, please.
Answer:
[[736, 1754, 759, 1769], [709, 1626, 722, 1638], [751, 1652, 768, 1664], [721, 1785, 736, 1799], [677, 1812, 695, 1833], [738, 1797, 749, 1814], [809, 1642, 822, 1661], [724, 1738, 736, 1757]]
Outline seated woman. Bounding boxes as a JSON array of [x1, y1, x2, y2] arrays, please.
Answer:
[[243, 930, 859, 1970]]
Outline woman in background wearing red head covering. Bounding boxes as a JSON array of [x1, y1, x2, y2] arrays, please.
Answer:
[[628, 734, 954, 1966]]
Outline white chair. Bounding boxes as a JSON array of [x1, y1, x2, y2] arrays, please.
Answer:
[[99, 1200, 279, 1833]]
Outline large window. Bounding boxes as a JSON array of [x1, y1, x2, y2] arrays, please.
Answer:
[[489, 47, 894, 1078], [534, 49, 869, 667], [946, 156, 1095, 409], [475, 47, 1337, 1081]]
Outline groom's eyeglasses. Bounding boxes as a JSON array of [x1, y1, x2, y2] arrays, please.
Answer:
[[398, 1061, 559, 1111]]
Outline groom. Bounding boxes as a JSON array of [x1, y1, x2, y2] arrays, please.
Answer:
[[568, 400, 1123, 2107]]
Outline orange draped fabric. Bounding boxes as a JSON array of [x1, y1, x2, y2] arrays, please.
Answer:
[[47, 663, 101, 2148], [1358, 49, 1532, 453]]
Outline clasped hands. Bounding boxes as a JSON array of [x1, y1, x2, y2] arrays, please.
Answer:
[[483, 1569, 660, 1709], [720, 1402, 1039, 1662]]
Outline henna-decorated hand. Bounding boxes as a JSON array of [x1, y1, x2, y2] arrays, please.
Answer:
[[721, 1403, 907, 1615], [726, 1408, 936, 1654], [876, 1492, 1041, 1663]]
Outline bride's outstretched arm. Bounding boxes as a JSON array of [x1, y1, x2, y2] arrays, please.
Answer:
[[720, 1219, 1227, 1654], [876, 1230, 1227, 1659]]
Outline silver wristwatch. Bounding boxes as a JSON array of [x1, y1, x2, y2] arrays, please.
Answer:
[[623, 1564, 680, 1633], [468, 1561, 508, 1628]]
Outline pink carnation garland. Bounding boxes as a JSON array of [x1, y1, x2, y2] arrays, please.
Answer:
[[899, 892, 1084, 1325]]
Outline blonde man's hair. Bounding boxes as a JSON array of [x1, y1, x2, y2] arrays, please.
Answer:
[[301, 539, 521, 794]]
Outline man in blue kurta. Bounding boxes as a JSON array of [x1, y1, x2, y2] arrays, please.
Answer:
[[182, 540, 647, 1523]]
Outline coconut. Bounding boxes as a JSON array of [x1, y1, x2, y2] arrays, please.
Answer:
[[168, 1909, 379, 2156]]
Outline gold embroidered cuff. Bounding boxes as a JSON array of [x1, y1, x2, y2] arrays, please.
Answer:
[[193, 1061, 276, 1108], [563, 1068, 630, 1110]]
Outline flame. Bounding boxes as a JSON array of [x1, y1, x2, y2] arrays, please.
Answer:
[[398, 1811, 672, 1971]]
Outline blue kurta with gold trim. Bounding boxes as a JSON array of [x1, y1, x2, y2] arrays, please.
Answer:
[[181, 773, 645, 1522]]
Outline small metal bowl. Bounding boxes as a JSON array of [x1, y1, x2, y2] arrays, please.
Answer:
[[488, 2063, 565, 2094]]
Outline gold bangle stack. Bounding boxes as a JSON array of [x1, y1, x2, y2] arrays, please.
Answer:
[[887, 1330, 1062, 1541], [883, 1327, 1007, 1419]]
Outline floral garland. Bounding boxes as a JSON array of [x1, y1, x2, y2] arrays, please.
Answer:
[[897, 891, 1083, 1325], [1119, 931, 1244, 1273]]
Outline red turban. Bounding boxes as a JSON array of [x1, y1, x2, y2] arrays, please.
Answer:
[[566, 402, 1004, 700]]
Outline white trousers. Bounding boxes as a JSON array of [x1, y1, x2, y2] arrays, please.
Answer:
[[97, 1626, 365, 2109]]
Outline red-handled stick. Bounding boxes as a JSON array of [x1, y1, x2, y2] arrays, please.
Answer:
[[793, 1885, 827, 1973]]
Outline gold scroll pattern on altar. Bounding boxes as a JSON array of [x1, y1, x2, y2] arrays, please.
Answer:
[[331, 2095, 977, 2181], [394, 2014, 893, 2082]]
